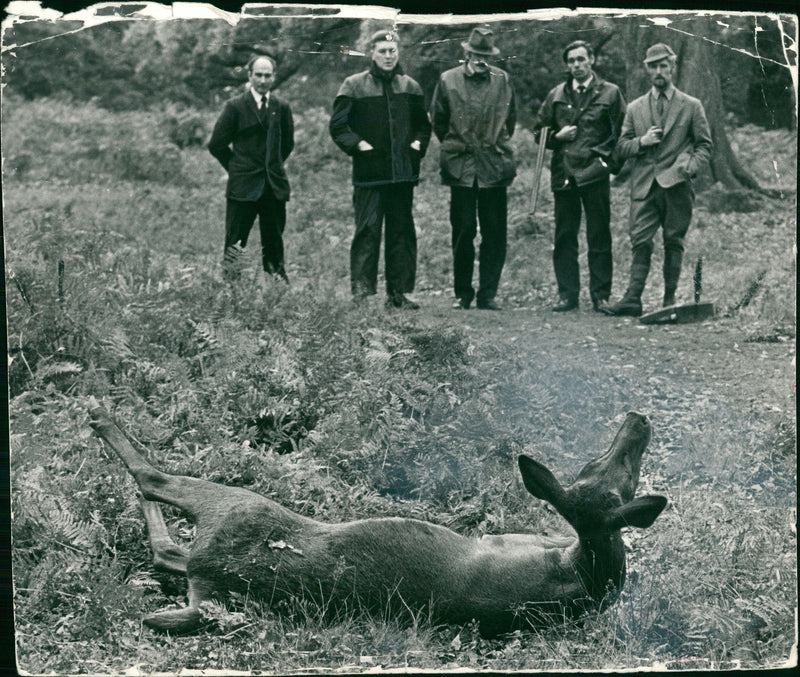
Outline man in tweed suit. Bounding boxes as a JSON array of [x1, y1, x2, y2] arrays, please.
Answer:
[[601, 43, 712, 317], [209, 55, 295, 282]]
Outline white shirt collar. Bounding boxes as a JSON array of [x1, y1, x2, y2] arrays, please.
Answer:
[[650, 84, 675, 100], [250, 87, 270, 108], [572, 75, 593, 91]]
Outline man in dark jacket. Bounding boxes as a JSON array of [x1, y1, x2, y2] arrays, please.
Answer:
[[208, 55, 294, 282], [534, 40, 626, 313], [329, 29, 432, 309], [430, 26, 516, 311]]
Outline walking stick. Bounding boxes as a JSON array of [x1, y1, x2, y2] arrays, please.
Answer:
[[530, 127, 548, 216]]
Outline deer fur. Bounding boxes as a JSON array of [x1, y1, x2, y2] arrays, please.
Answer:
[[88, 400, 666, 635]]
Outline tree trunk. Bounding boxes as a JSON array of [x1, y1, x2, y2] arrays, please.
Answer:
[[623, 16, 762, 191]]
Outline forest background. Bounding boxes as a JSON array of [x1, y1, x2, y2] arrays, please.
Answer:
[[2, 5, 797, 675]]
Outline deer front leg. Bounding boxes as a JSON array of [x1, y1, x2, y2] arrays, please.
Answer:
[[143, 577, 215, 634], [139, 498, 189, 575]]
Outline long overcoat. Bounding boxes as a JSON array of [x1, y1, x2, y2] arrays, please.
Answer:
[[430, 65, 517, 189]]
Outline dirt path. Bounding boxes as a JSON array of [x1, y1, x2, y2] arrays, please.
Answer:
[[408, 292, 796, 503]]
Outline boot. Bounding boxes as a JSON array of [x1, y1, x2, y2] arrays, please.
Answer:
[[663, 248, 683, 307], [386, 292, 420, 310], [601, 244, 651, 317]]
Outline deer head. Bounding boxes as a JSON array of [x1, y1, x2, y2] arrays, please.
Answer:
[[517, 412, 667, 606]]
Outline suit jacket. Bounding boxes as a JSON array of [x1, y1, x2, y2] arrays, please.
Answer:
[[208, 91, 294, 202], [616, 87, 712, 201]]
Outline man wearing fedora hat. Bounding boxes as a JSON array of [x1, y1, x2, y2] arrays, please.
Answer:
[[330, 29, 431, 310], [430, 25, 517, 311], [601, 42, 712, 317]]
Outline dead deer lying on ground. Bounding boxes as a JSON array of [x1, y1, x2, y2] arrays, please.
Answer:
[[88, 400, 667, 635]]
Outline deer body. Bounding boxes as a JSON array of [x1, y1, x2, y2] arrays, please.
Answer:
[[89, 402, 666, 635], [189, 512, 594, 631]]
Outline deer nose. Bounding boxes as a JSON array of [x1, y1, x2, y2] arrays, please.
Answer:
[[626, 412, 649, 428]]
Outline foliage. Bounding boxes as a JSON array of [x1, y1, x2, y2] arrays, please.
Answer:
[[5, 94, 796, 673], [3, 13, 794, 129]]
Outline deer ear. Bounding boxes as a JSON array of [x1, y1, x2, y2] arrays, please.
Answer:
[[607, 495, 667, 530], [518, 455, 567, 509]]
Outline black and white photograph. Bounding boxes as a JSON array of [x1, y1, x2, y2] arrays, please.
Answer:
[[2, 1, 797, 673]]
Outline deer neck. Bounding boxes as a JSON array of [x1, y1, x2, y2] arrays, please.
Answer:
[[569, 531, 627, 605]]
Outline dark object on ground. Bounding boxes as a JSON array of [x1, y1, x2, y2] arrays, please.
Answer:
[[640, 301, 715, 325], [640, 257, 715, 324]]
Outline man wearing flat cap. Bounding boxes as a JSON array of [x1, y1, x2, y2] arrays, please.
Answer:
[[330, 29, 431, 309], [430, 26, 517, 311], [601, 42, 712, 317]]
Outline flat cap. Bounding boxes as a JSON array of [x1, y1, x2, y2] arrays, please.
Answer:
[[369, 29, 400, 47], [643, 43, 676, 64]]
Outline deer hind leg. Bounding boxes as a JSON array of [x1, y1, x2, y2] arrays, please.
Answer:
[[139, 498, 189, 575], [143, 577, 215, 634], [89, 402, 246, 518]]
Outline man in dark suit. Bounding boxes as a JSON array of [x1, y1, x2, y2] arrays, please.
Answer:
[[534, 40, 626, 313], [209, 55, 295, 282], [601, 43, 712, 317]]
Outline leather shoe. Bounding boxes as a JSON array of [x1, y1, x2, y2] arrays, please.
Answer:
[[452, 297, 472, 310], [662, 293, 676, 307], [600, 298, 643, 317], [476, 299, 502, 311], [552, 297, 579, 312], [593, 299, 611, 313], [386, 293, 420, 310]]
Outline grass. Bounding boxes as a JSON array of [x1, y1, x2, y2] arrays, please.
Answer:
[[4, 93, 797, 673]]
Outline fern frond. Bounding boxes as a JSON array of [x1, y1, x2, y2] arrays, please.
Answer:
[[189, 320, 219, 353], [34, 360, 83, 381], [100, 326, 135, 361]]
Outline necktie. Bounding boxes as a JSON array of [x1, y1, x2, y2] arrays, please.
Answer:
[[259, 95, 268, 121], [657, 93, 665, 122], [577, 85, 586, 105]]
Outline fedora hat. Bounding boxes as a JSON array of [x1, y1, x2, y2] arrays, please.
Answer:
[[643, 43, 676, 64], [461, 26, 500, 56]]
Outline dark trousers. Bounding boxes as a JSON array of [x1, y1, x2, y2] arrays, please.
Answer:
[[450, 185, 507, 304], [552, 177, 612, 304], [224, 184, 287, 277], [351, 183, 416, 296]]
